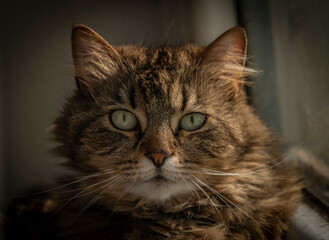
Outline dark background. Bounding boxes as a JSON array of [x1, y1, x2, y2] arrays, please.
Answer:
[[1, 0, 329, 238]]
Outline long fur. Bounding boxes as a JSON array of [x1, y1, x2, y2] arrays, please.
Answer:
[[3, 25, 302, 240]]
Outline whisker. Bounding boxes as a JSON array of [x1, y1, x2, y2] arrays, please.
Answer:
[[233, 150, 294, 174], [58, 175, 122, 201], [182, 179, 199, 200], [79, 175, 126, 215], [182, 179, 203, 215], [106, 183, 130, 219], [58, 170, 119, 181], [36, 174, 121, 232], [14, 169, 119, 199], [184, 149, 295, 180], [251, 153, 293, 174], [196, 168, 288, 180], [193, 176, 271, 233], [190, 179, 221, 216]]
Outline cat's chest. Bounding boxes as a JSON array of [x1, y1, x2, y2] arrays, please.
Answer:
[[54, 200, 220, 240]]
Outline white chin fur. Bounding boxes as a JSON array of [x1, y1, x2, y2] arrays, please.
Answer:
[[126, 181, 189, 202], [124, 156, 189, 202]]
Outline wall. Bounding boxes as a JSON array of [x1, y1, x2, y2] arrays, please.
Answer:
[[0, 9, 4, 238]]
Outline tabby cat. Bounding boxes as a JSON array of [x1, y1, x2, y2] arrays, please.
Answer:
[[4, 25, 301, 240]]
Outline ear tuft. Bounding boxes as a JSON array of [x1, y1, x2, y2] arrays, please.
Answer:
[[203, 27, 247, 65], [202, 27, 255, 98], [71, 24, 121, 97]]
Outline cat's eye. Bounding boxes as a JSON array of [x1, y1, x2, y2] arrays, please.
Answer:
[[110, 110, 138, 131], [179, 113, 206, 131]]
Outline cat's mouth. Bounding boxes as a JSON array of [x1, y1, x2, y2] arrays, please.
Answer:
[[126, 173, 189, 201], [146, 169, 172, 184], [152, 175, 168, 183]]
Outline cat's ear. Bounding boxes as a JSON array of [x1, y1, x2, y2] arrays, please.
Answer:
[[202, 27, 251, 98], [72, 24, 121, 96]]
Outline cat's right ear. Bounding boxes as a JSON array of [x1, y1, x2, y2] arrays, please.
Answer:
[[71, 24, 121, 97], [201, 27, 254, 99]]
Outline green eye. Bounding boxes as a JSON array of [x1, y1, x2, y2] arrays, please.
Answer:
[[110, 110, 138, 131], [180, 113, 206, 131]]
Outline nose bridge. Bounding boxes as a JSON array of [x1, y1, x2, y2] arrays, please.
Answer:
[[142, 126, 174, 168], [142, 125, 173, 154]]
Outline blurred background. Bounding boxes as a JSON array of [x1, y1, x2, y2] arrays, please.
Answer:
[[1, 0, 329, 237]]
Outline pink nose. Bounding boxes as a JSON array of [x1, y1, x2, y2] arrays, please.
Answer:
[[146, 152, 171, 168]]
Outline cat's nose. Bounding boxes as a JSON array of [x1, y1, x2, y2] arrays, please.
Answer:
[[146, 152, 171, 168]]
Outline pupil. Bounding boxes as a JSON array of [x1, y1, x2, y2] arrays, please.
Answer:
[[123, 113, 126, 122], [191, 115, 194, 124]]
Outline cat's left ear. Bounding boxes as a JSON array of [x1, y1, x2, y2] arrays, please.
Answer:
[[202, 27, 249, 98], [72, 24, 121, 97]]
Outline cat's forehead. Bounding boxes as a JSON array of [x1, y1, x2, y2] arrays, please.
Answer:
[[119, 44, 200, 67], [119, 45, 201, 114]]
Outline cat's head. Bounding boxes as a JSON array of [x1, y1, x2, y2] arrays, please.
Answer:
[[54, 25, 257, 203]]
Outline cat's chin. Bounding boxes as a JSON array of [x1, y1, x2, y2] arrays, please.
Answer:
[[125, 179, 189, 202]]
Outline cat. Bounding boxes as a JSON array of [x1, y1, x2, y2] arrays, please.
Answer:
[[3, 25, 302, 240]]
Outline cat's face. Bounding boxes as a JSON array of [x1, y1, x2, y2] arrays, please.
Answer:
[[54, 25, 253, 203]]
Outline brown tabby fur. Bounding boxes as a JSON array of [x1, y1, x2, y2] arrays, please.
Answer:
[[3, 25, 302, 240]]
